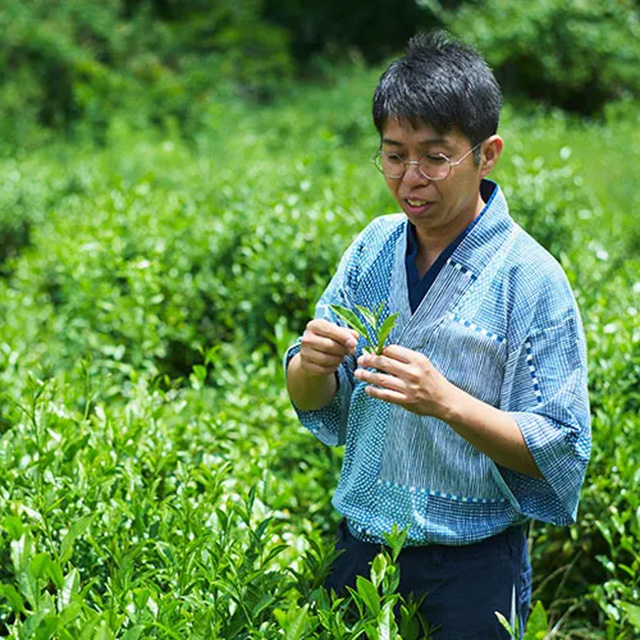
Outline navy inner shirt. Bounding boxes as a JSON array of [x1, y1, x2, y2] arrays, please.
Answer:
[[405, 181, 498, 314]]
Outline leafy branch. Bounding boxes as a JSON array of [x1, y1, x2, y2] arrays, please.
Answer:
[[329, 302, 399, 355]]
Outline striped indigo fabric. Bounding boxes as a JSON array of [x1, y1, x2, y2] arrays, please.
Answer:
[[284, 180, 591, 546]]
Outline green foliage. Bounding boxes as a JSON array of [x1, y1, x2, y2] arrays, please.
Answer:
[[499, 153, 590, 260], [0, 68, 380, 379], [0, 364, 307, 638], [621, 602, 640, 631], [443, 0, 640, 113]]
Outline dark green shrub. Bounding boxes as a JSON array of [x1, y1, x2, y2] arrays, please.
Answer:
[[0, 0, 293, 142], [444, 0, 640, 114], [0, 156, 76, 273], [262, 0, 434, 63]]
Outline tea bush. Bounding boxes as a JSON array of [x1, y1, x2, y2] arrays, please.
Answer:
[[0, 359, 433, 638]]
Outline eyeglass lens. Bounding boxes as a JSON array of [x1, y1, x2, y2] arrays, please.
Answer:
[[378, 154, 451, 180]]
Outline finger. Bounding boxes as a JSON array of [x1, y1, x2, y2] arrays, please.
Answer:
[[354, 367, 406, 393], [301, 360, 340, 376], [356, 352, 408, 377], [302, 350, 343, 369], [302, 331, 352, 357], [364, 384, 407, 405], [381, 344, 420, 362], [308, 319, 359, 351]]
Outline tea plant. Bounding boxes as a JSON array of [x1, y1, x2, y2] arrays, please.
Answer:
[[329, 303, 399, 355], [496, 601, 549, 639]]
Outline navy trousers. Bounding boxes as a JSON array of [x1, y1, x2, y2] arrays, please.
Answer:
[[324, 520, 532, 639]]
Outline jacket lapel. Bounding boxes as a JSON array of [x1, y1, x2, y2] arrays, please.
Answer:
[[388, 181, 514, 348]]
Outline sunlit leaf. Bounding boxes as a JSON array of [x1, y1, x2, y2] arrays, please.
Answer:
[[60, 569, 80, 610], [60, 514, 94, 565], [378, 600, 399, 640], [524, 601, 548, 639], [355, 304, 378, 331], [375, 312, 399, 354], [329, 304, 372, 346], [495, 611, 517, 638], [621, 602, 640, 630], [371, 553, 387, 589], [356, 576, 381, 617]]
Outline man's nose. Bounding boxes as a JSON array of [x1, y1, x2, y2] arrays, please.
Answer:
[[402, 161, 429, 186]]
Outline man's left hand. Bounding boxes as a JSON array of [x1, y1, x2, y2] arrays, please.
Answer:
[[354, 345, 455, 419]]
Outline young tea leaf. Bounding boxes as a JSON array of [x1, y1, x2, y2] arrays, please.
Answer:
[[621, 602, 640, 630], [524, 601, 549, 639], [379, 599, 399, 640], [370, 553, 387, 589], [355, 576, 381, 617], [495, 611, 518, 639], [0, 584, 25, 614], [30, 552, 50, 579], [375, 312, 400, 355], [122, 627, 144, 640], [278, 603, 309, 640], [382, 524, 408, 563], [60, 514, 94, 564], [60, 568, 80, 610], [329, 305, 372, 346], [355, 304, 378, 331]]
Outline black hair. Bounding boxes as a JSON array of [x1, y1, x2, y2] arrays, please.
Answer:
[[372, 31, 502, 157]]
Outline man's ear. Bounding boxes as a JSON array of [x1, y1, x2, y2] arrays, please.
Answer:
[[480, 135, 503, 178]]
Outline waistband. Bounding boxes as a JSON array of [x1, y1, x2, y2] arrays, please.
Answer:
[[342, 518, 528, 558]]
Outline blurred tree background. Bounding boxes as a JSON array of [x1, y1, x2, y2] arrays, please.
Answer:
[[1, 0, 639, 146]]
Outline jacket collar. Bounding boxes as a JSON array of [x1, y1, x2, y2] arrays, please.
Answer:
[[449, 179, 514, 276]]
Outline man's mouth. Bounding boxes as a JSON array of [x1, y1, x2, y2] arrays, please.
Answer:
[[404, 198, 433, 213]]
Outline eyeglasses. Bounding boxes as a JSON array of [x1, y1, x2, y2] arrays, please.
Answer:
[[371, 141, 483, 181]]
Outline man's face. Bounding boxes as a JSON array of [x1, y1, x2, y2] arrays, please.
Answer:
[[380, 118, 486, 238]]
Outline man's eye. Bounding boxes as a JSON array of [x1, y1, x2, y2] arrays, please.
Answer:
[[424, 155, 448, 164], [385, 153, 404, 164]]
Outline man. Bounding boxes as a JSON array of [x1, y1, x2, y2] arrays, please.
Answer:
[[285, 31, 590, 638]]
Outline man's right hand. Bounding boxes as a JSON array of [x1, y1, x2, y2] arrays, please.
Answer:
[[297, 319, 360, 377], [286, 319, 359, 411]]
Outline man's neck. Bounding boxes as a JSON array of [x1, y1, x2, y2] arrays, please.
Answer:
[[414, 193, 486, 275]]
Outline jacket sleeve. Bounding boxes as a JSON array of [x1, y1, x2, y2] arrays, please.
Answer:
[[492, 309, 591, 525], [282, 231, 364, 447]]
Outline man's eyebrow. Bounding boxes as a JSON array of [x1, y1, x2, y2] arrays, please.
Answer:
[[381, 137, 449, 146]]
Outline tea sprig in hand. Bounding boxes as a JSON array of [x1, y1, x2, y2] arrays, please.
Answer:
[[329, 302, 399, 355]]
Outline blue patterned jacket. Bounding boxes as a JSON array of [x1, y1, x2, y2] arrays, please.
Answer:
[[285, 181, 591, 545]]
